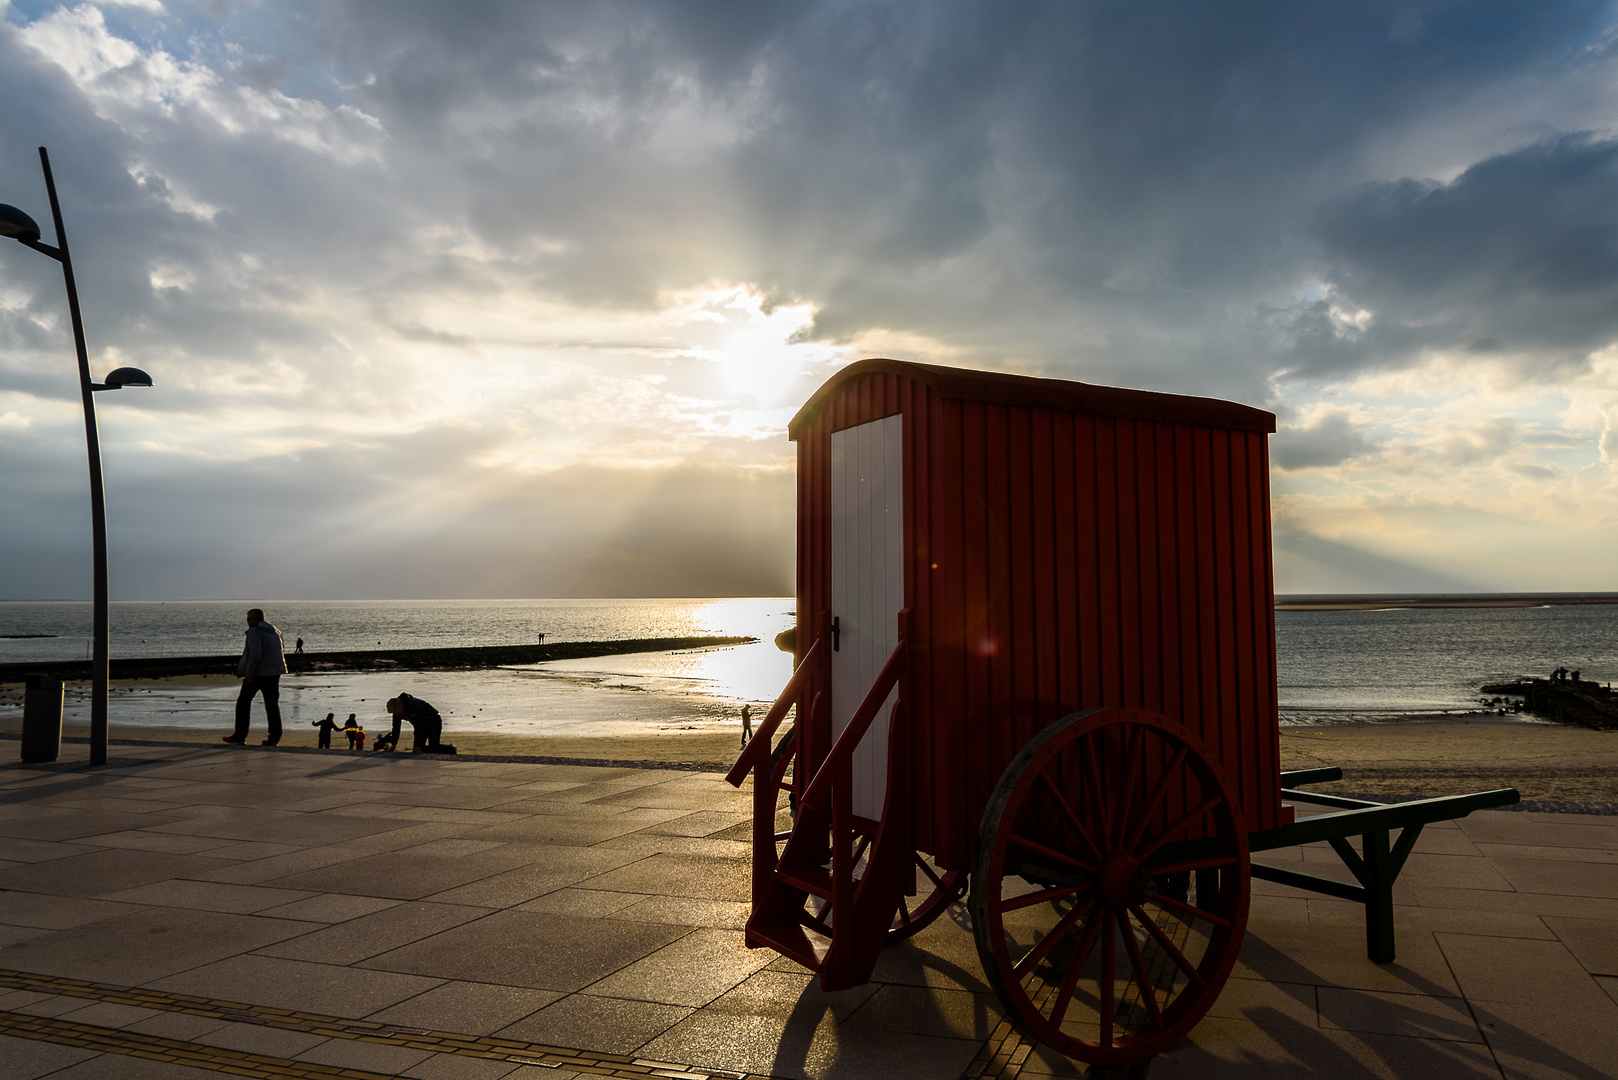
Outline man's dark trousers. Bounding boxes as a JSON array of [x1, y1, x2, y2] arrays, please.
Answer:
[[234, 676, 283, 742], [410, 715, 442, 751]]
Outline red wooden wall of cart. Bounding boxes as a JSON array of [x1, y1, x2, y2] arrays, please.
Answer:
[[729, 358, 1518, 1066]]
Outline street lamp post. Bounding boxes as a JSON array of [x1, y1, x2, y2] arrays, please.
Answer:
[[1, 146, 152, 766]]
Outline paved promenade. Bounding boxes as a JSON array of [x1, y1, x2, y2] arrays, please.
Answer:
[[1, 740, 1614, 1080]]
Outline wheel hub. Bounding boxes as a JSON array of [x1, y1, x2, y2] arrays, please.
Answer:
[[1097, 852, 1143, 908]]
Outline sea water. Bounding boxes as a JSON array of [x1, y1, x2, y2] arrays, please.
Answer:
[[0, 599, 798, 737], [2, 597, 1616, 734]]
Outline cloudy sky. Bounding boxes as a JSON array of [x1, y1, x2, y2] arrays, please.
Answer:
[[2, 1, 1617, 600]]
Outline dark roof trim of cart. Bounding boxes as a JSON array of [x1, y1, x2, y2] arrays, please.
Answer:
[[788, 357, 1277, 438]]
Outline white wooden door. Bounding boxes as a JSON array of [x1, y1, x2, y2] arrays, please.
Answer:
[[829, 413, 905, 822]]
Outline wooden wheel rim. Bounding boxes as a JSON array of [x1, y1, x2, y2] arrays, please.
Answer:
[[970, 708, 1250, 1065]]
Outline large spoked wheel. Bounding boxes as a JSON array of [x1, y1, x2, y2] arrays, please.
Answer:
[[970, 708, 1249, 1065]]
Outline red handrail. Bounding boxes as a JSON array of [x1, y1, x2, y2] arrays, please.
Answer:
[[726, 636, 823, 788], [798, 639, 905, 813]]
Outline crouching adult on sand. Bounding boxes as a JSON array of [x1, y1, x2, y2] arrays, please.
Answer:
[[224, 608, 288, 746], [385, 693, 446, 753]]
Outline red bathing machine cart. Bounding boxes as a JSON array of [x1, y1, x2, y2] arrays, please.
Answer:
[[729, 358, 1517, 1065]]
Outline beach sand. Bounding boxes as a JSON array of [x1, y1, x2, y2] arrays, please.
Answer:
[[3, 712, 1613, 803], [1279, 718, 1618, 803], [0, 717, 746, 766]]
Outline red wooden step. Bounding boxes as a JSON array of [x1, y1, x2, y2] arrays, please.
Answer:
[[775, 864, 834, 899], [745, 919, 821, 971]]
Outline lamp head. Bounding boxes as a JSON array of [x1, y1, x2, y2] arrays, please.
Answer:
[[0, 204, 42, 244], [101, 366, 154, 389]]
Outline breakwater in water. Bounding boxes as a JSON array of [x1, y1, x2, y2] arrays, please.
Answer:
[[1482, 676, 1618, 731], [0, 636, 755, 683]]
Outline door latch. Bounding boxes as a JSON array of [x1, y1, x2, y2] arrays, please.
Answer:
[[829, 616, 841, 652]]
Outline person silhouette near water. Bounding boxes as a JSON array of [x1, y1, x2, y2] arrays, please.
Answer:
[[386, 693, 444, 752], [312, 712, 340, 749], [295, 637, 305, 654], [342, 714, 361, 749], [224, 609, 287, 746], [741, 703, 753, 748]]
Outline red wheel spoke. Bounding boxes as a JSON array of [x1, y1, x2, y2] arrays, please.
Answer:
[[1006, 830, 1099, 876], [897, 896, 911, 926], [1120, 909, 1165, 1031], [1037, 772, 1105, 863], [1137, 795, 1224, 862], [1122, 746, 1188, 852], [1013, 892, 1097, 979], [1152, 891, 1234, 930], [1112, 726, 1145, 849], [916, 854, 944, 889], [1081, 737, 1114, 849], [1099, 910, 1116, 1047], [1129, 902, 1207, 990], [1144, 855, 1238, 877], [999, 881, 1094, 913], [1045, 903, 1105, 1028]]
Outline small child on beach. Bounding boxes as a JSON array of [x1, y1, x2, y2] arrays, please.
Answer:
[[343, 714, 362, 750], [312, 712, 340, 749]]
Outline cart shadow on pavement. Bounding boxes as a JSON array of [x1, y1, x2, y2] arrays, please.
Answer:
[[768, 941, 998, 1080], [1154, 927, 1611, 1080]]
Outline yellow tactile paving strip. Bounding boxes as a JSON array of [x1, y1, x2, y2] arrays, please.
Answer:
[[0, 1008, 405, 1080], [0, 968, 759, 1079]]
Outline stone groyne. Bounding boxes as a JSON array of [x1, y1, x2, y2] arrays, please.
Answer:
[[0, 636, 755, 683], [1481, 676, 1618, 731]]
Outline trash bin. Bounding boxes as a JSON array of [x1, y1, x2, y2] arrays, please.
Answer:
[[22, 674, 63, 763]]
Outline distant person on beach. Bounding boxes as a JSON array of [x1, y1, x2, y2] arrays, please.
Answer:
[[224, 609, 287, 746], [537, 632, 545, 644], [295, 637, 305, 654], [312, 712, 340, 749], [386, 693, 444, 752], [741, 703, 753, 748], [342, 713, 361, 749]]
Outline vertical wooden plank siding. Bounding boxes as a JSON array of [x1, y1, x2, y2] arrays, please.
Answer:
[[1114, 420, 1143, 710], [1030, 410, 1060, 746], [905, 379, 934, 856], [960, 401, 993, 834], [1051, 412, 1080, 715], [1007, 406, 1039, 761], [1094, 419, 1121, 708], [932, 394, 969, 866], [1074, 415, 1101, 712]]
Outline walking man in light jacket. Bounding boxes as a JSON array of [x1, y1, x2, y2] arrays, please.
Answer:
[[224, 608, 288, 746]]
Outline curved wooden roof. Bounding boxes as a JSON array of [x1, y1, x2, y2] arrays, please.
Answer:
[[789, 358, 1276, 438]]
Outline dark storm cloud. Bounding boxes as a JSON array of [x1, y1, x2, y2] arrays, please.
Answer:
[[1278, 133, 1618, 380], [287, 0, 1615, 390], [1273, 410, 1375, 471], [6, 0, 1609, 394]]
